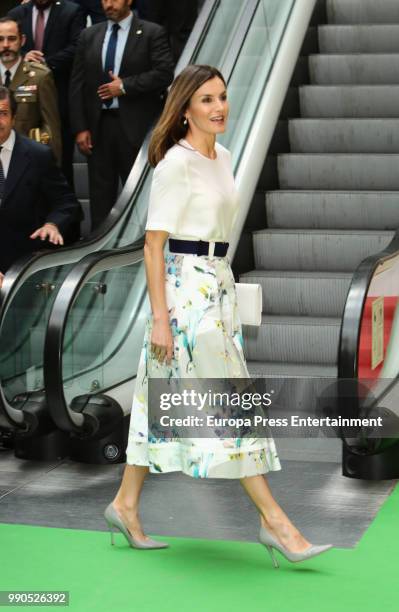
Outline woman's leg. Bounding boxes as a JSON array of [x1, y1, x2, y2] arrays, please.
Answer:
[[112, 464, 150, 543], [240, 474, 312, 553]]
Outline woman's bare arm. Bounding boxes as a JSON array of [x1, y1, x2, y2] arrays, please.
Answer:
[[144, 230, 174, 364]]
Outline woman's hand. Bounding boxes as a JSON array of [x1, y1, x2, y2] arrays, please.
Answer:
[[150, 318, 174, 365]]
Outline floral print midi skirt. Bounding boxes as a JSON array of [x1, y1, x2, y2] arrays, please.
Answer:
[[126, 252, 282, 479]]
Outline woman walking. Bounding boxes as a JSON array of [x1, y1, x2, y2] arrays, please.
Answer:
[[104, 64, 333, 567]]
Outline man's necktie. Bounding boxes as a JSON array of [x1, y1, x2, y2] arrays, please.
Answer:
[[0, 146, 5, 202], [103, 23, 120, 108], [4, 70, 11, 88], [35, 9, 45, 51]]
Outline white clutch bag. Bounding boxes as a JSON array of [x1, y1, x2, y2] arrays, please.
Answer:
[[235, 282, 262, 326]]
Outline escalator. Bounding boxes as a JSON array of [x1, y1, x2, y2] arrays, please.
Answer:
[[239, 0, 399, 478], [44, 0, 399, 479], [0, 0, 256, 450], [42, 0, 309, 463]]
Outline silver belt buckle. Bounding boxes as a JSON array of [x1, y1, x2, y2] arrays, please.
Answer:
[[208, 241, 216, 258]]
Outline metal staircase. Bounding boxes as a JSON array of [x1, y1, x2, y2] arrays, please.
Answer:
[[241, 0, 399, 379]]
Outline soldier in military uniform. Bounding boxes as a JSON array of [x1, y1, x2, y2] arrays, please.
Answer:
[[0, 17, 62, 164]]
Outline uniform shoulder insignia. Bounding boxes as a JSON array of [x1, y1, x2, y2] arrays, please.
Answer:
[[24, 61, 51, 77], [25, 61, 48, 72]]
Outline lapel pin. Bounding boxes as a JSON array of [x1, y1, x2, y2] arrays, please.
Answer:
[[136, 30, 142, 35]]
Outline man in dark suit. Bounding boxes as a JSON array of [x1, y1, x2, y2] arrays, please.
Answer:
[[69, 0, 174, 230], [8, 0, 86, 185], [68, 0, 106, 24], [0, 86, 81, 286]]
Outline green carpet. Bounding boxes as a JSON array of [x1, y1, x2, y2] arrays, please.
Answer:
[[0, 483, 398, 612]]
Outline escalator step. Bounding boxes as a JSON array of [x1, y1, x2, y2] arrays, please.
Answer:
[[300, 85, 399, 118], [253, 229, 393, 271], [278, 153, 399, 190], [309, 54, 399, 85], [319, 25, 399, 53], [246, 360, 338, 378], [266, 190, 399, 230], [238, 270, 352, 317], [327, 0, 399, 25], [243, 315, 341, 364], [289, 119, 399, 154]]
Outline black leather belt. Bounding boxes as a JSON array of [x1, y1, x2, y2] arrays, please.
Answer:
[[169, 238, 229, 257]]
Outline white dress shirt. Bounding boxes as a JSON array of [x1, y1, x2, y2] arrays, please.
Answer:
[[32, 5, 51, 36], [0, 129, 16, 181], [101, 12, 133, 110], [0, 57, 21, 85]]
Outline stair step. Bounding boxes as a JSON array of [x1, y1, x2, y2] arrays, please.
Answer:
[[309, 55, 399, 85], [239, 270, 352, 317], [246, 361, 338, 378], [243, 315, 341, 364], [326, 0, 399, 24], [266, 191, 399, 230], [79, 198, 91, 237], [289, 119, 399, 153], [73, 145, 86, 163], [74, 163, 89, 200], [278, 154, 399, 189], [253, 229, 393, 271], [300, 85, 399, 118], [319, 25, 399, 53]]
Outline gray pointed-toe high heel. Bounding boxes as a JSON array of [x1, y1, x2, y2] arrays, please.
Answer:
[[259, 525, 333, 568], [104, 503, 169, 549]]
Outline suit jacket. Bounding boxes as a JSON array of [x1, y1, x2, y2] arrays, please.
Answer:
[[138, 0, 198, 61], [0, 133, 82, 273], [1, 60, 62, 165], [8, 0, 86, 118], [1, 1, 16, 18], [69, 16, 174, 147], [68, 0, 106, 24]]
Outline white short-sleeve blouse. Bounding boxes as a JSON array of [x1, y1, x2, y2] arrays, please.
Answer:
[[145, 139, 239, 242]]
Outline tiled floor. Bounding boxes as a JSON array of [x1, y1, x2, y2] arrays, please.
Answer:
[[0, 439, 397, 548]]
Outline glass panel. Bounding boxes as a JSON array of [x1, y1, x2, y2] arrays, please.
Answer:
[[62, 261, 149, 403], [194, 0, 248, 67], [0, 266, 73, 404], [220, 0, 294, 167], [61, 265, 148, 403]]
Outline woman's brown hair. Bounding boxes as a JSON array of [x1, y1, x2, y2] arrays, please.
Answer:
[[148, 64, 227, 167]]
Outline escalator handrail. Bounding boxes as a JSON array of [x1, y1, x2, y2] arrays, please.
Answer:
[[338, 231, 399, 380], [43, 0, 263, 435], [0, 0, 220, 428]]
